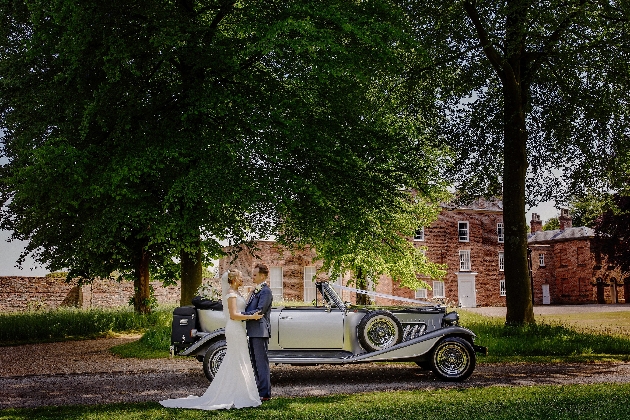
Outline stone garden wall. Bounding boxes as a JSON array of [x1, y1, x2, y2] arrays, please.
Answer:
[[0, 276, 180, 312]]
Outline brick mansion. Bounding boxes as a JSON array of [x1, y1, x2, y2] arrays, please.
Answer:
[[2, 201, 626, 312], [221, 201, 627, 307]]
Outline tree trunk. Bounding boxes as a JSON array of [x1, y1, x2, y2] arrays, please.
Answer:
[[355, 266, 373, 306], [133, 246, 152, 314], [502, 87, 535, 325], [497, 1, 536, 325], [180, 241, 203, 306]]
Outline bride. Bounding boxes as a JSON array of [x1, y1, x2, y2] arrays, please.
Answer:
[[160, 269, 263, 410]]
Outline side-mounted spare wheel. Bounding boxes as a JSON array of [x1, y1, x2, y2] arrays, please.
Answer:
[[357, 310, 403, 352], [430, 336, 476, 381], [202, 339, 227, 382]]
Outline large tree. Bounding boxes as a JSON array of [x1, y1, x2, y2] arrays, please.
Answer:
[[1, 1, 446, 310], [403, 0, 630, 324], [592, 193, 630, 275]]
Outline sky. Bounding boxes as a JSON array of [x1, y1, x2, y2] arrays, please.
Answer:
[[0, 151, 49, 275]]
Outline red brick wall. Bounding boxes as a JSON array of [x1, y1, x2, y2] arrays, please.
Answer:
[[408, 209, 505, 306], [0, 276, 180, 312], [530, 240, 626, 305], [220, 207, 506, 307], [220, 208, 627, 307], [219, 242, 326, 302]]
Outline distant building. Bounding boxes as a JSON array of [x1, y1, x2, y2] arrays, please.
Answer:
[[528, 209, 627, 304], [220, 199, 506, 308]]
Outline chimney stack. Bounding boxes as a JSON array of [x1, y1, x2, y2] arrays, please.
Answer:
[[530, 213, 543, 233], [559, 208, 572, 231]]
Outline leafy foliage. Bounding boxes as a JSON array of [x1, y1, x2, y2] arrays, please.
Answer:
[[568, 193, 610, 228], [0, 1, 448, 308], [592, 194, 630, 275], [305, 194, 449, 292], [400, 0, 630, 324], [542, 217, 559, 231]]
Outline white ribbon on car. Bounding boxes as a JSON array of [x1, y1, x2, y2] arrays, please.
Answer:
[[330, 283, 434, 305]]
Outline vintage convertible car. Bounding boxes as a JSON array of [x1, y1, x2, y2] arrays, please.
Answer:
[[170, 281, 487, 382]]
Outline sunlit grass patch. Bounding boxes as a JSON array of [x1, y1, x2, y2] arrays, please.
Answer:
[[0, 306, 174, 346], [458, 309, 630, 362], [2, 384, 630, 420]]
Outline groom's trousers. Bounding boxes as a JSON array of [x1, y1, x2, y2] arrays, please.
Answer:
[[249, 337, 271, 399]]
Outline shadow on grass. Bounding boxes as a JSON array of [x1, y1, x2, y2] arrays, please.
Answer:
[[4, 385, 630, 420]]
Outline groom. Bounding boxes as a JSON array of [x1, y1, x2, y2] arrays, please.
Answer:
[[243, 262, 273, 401]]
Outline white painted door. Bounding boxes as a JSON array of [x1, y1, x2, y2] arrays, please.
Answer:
[[457, 272, 477, 308], [303, 266, 317, 302], [542, 284, 550, 305], [269, 267, 283, 302]]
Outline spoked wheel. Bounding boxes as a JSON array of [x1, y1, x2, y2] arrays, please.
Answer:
[[430, 336, 476, 381], [202, 339, 227, 383], [357, 311, 403, 352]]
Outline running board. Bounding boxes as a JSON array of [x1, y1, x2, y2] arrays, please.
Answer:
[[269, 326, 480, 365]]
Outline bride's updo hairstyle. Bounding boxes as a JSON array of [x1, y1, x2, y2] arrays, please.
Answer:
[[227, 269, 242, 285]]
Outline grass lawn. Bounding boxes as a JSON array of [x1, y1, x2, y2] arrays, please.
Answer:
[[2, 384, 630, 420], [456, 310, 630, 363], [2, 307, 630, 419], [535, 311, 630, 337], [0, 306, 175, 346]]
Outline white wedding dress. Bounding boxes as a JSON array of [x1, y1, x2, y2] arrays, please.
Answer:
[[160, 274, 261, 410]]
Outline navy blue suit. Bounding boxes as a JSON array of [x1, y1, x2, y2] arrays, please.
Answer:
[[243, 283, 273, 398]]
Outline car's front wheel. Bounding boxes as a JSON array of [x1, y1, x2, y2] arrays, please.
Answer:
[[357, 310, 403, 352], [202, 339, 227, 382], [430, 336, 476, 381]]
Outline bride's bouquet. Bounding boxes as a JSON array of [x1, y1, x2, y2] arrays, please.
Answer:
[[192, 280, 223, 310]]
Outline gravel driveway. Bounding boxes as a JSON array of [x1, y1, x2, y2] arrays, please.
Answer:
[[2, 334, 630, 409]]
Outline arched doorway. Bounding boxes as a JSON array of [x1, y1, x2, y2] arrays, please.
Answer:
[[624, 278, 630, 304]]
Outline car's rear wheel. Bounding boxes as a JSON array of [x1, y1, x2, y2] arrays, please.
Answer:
[[202, 339, 227, 382], [430, 336, 476, 381], [357, 310, 403, 352]]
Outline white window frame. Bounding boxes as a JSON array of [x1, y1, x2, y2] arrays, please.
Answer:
[[458, 221, 469, 242], [497, 223, 504, 243], [539, 253, 546, 267], [500, 279, 506, 297], [269, 266, 283, 302], [415, 288, 428, 299], [499, 251, 505, 272], [413, 226, 425, 241], [303, 266, 317, 302], [459, 250, 471, 271], [433, 281, 445, 298]]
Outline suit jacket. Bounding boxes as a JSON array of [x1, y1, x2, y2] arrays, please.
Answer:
[[244, 283, 273, 338]]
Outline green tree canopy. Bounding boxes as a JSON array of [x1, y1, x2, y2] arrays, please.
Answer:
[[1, 0, 448, 311], [542, 217, 559, 231], [592, 194, 630, 275], [401, 0, 630, 324], [304, 193, 449, 304]]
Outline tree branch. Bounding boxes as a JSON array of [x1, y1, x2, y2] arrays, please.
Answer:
[[462, 0, 504, 78]]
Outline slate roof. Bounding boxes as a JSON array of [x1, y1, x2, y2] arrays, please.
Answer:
[[442, 198, 503, 212], [528, 226, 595, 244]]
